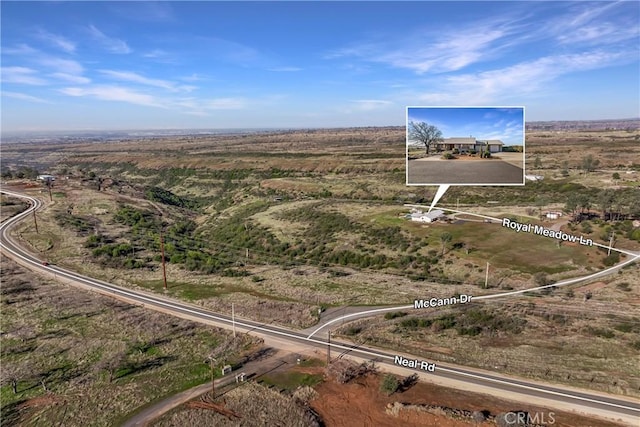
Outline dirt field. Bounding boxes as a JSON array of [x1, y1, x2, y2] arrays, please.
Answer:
[[311, 372, 627, 427], [152, 361, 629, 427]]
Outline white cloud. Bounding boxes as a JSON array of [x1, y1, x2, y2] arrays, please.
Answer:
[[199, 37, 263, 67], [557, 22, 639, 46], [181, 73, 205, 82], [1, 67, 48, 85], [2, 44, 39, 55], [350, 99, 393, 111], [328, 18, 516, 74], [39, 57, 84, 75], [268, 67, 303, 72], [2, 91, 52, 103], [204, 97, 246, 109], [99, 70, 197, 93], [379, 28, 509, 74], [175, 96, 247, 115], [35, 29, 76, 53], [50, 73, 91, 84], [99, 70, 174, 90], [143, 49, 168, 58], [87, 25, 131, 54], [59, 85, 163, 107], [416, 50, 633, 105]]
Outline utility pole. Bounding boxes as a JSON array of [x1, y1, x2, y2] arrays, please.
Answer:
[[160, 229, 167, 291], [326, 330, 331, 366], [47, 180, 53, 202], [232, 303, 236, 338], [608, 232, 615, 256], [484, 262, 490, 289], [32, 209, 39, 234]]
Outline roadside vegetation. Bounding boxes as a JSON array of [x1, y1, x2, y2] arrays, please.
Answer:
[[0, 256, 261, 426], [3, 125, 639, 397]]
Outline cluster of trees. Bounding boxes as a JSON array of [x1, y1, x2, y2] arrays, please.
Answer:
[[144, 186, 199, 209], [276, 207, 440, 271], [565, 188, 640, 221], [1, 166, 40, 179], [394, 308, 526, 336]]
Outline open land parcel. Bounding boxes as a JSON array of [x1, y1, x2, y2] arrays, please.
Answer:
[[2, 124, 640, 424]]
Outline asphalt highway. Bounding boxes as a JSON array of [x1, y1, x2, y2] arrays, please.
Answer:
[[1, 188, 638, 425]]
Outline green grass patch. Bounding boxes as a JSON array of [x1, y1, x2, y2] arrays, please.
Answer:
[[298, 358, 325, 368], [260, 371, 323, 391]]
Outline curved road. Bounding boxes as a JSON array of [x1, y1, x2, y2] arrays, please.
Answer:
[[1, 189, 639, 425]]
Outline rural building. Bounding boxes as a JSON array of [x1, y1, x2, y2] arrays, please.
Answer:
[[410, 209, 445, 223], [436, 137, 504, 153], [36, 174, 56, 181], [525, 174, 544, 181], [546, 211, 563, 220]]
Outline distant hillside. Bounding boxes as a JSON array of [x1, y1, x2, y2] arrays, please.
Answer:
[[526, 118, 639, 131]]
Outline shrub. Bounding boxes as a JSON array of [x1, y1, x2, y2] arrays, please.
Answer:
[[602, 252, 620, 267], [380, 374, 399, 395], [384, 311, 408, 320], [585, 327, 615, 338], [616, 282, 631, 292], [344, 326, 362, 336], [442, 153, 455, 160]]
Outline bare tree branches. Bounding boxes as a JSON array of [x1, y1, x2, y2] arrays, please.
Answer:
[[408, 121, 443, 155]]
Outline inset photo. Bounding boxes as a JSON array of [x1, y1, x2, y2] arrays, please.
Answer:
[[406, 107, 525, 185]]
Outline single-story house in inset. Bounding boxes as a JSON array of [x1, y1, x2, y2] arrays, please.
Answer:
[[410, 209, 444, 223], [436, 137, 504, 153]]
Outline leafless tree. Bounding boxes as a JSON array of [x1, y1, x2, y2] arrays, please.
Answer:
[[408, 121, 443, 155], [95, 350, 127, 383]]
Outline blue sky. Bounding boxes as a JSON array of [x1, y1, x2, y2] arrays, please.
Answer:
[[1, 1, 639, 132], [407, 107, 524, 145]]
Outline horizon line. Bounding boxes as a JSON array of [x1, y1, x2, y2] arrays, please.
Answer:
[[3, 117, 639, 135]]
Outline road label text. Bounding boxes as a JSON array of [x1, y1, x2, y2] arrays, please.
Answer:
[[414, 294, 472, 309], [501, 218, 593, 246], [394, 355, 436, 372]]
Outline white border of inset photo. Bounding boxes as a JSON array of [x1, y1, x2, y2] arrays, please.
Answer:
[[406, 106, 525, 186]]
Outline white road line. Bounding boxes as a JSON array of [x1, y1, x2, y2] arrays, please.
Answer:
[[436, 366, 640, 413], [306, 305, 413, 338]]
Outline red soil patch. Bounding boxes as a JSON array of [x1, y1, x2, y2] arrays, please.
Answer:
[[310, 373, 625, 427]]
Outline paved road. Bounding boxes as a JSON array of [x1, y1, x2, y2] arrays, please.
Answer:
[[408, 159, 524, 185], [2, 189, 639, 426]]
